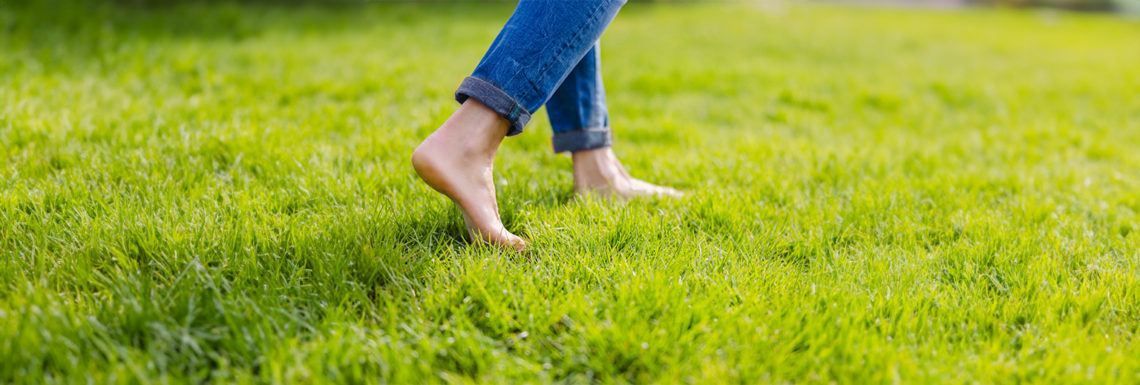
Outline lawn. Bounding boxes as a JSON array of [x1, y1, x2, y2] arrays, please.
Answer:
[[2, 1, 1139, 383]]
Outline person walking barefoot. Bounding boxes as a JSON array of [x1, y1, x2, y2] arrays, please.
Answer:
[[412, 0, 681, 251]]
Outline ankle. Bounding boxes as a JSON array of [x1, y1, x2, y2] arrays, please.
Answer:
[[428, 101, 509, 158], [572, 147, 615, 171], [573, 149, 627, 187], [571, 147, 611, 164]]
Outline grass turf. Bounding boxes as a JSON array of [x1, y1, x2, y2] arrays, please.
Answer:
[[2, 2, 1139, 383]]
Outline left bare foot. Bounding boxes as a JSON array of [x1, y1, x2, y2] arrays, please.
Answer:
[[571, 147, 683, 199]]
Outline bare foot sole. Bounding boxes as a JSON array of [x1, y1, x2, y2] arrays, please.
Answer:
[[413, 140, 526, 251]]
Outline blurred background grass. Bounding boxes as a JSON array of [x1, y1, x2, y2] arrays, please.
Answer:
[[5, 0, 1140, 11]]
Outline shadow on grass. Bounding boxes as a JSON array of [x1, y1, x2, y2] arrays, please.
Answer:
[[389, 205, 470, 251]]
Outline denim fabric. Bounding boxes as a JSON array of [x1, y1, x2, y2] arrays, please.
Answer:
[[547, 43, 612, 153], [455, 0, 625, 152]]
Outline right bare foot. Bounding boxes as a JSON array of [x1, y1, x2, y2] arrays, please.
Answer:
[[572, 147, 683, 199], [411, 100, 527, 251]]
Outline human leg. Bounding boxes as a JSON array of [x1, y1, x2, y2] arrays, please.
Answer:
[[544, 43, 682, 198], [413, 0, 628, 250]]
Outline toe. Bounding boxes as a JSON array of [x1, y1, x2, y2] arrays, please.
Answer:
[[656, 189, 681, 198], [656, 186, 684, 198], [488, 231, 527, 252], [505, 235, 528, 252], [629, 179, 684, 198]]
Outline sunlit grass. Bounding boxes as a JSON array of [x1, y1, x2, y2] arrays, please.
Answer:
[[1, 2, 1138, 383]]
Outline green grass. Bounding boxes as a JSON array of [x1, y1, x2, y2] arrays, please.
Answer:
[[2, 2, 1139, 383]]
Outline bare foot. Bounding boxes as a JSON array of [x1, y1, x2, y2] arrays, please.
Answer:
[[411, 100, 527, 251], [572, 147, 683, 199]]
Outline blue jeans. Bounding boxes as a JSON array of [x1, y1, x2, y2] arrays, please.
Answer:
[[455, 0, 626, 153]]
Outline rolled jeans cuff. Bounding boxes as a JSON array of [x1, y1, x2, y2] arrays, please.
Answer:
[[454, 76, 530, 136], [552, 127, 612, 153]]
